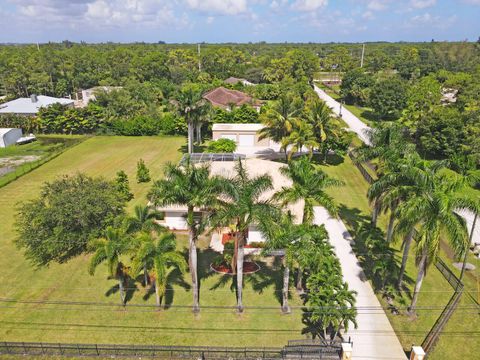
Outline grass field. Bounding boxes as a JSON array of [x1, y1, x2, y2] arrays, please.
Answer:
[[0, 136, 304, 347], [0, 136, 477, 356], [318, 154, 479, 360]]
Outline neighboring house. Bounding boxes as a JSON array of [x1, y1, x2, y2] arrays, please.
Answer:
[[0, 95, 74, 116], [224, 77, 255, 86], [76, 86, 123, 107], [203, 87, 261, 112], [0, 128, 22, 148]]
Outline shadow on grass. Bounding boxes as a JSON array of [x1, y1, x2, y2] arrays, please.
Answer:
[[207, 255, 286, 307], [178, 144, 207, 154], [105, 278, 138, 304], [338, 204, 413, 299]]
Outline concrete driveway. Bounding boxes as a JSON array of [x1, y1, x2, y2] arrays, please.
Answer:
[[314, 207, 407, 360], [314, 85, 372, 145]]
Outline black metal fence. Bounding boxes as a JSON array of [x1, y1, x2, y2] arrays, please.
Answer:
[[347, 150, 473, 357], [347, 151, 374, 184], [0, 341, 344, 359]]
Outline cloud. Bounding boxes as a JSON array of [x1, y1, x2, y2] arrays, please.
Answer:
[[410, 0, 436, 9], [367, 0, 389, 11], [462, 0, 480, 4], [9, 0, 187, 30], [407, 12, 457, 29], [362, 10, 374, 19], [186, 0, 248, 15], [291, 0, 328, 11]]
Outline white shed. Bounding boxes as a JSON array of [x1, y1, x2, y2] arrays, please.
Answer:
[[0, 128, 23, 148]]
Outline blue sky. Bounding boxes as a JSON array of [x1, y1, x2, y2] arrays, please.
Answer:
[[0, 0, 479, 43]]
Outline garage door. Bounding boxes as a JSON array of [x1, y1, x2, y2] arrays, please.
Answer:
[[220, 134, 237, 142], [239, 134, 255, 146]]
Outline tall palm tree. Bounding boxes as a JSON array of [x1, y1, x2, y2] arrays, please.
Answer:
[[131, 232, 187, 308], [283, 118, 319, 160], [259, 93, 303, 161], [386, 156, 444, 289], [306, 98, 342, 158], [275, 156, 344, 224], [88, 226, 131, 305], [210, 159, 279, 312], [275, 156, 343, 291], [125, 204, 166, 286], [261, 212, 302, 313], [173, 87, 208, 153], [148, 156, 222, 313], [395, 171, 478, 314]]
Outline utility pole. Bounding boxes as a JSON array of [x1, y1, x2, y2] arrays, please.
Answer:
[[197, 43, 201, 72], [36, 42, 40, 51], [360, 43, 365, 68]]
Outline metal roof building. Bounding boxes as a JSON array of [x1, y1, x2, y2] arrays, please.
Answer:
[[0, 95, 74, 116]]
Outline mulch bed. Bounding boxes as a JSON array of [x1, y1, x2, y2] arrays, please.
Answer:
[[211, 261, 260, 275]]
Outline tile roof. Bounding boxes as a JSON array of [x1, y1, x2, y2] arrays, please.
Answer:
[[203, 87, 253, 108]]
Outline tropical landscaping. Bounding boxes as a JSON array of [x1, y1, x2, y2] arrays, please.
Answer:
[[0, 41, 479, 360]]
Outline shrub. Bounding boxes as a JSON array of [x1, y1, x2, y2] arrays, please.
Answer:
[[206, 138, 237, 153], [111, 115, 161, 136], [15, 173, 125, 266], [114, 170, 134, 201], [136, 159, 151, 183]]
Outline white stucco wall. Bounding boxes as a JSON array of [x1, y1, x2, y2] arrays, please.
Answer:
[[163, 211, 188, 230], [247, 224, 265, 243], [0, 128, 22, 148]]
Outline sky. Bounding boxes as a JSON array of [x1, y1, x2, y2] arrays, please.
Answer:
[[0, 0, 479, 43]]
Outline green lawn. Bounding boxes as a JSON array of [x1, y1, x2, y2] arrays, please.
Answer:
[[0, 136, 476, 354], [318, 154, 479, 360], [0, 136, 304, 346]]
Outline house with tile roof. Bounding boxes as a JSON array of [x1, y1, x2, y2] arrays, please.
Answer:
[[203, 87, 261, 112]]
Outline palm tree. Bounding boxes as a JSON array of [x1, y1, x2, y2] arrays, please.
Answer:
[[283, 118, 319, 160], [387, 156, 444, 289], [210, 159, 279, 312], [306, 99, 341, 158], [132, 232, 187, 308], [148, 156, 222, 313], [88, 226, 131, 305], [394, 171, 478, 314], [275, 156, 344, 224], [275, 156, 344, 291], [261, 212, 302, 313], [259, 94, 302, 160], [125, 205, 166, 286], [172, 87, 208, 153]]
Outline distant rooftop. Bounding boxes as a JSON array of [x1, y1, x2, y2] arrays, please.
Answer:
[[203, 87, 258, 109], [224, 77, 254, 86], [0, 95, 74, 115]]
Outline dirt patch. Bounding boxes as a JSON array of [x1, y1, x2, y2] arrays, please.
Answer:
[[0, 155, 41, 167]]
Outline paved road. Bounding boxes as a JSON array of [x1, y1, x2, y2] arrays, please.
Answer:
[[314, 84, 480, 246], [314, 207, 407, 360], [313, 85, 372, 145]]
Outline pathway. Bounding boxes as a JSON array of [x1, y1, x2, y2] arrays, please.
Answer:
[[313, 85, 372, 145], [313, 207, 407, 360]]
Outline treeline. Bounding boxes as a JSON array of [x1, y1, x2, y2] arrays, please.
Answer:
[[1, 42, 478, 98]]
